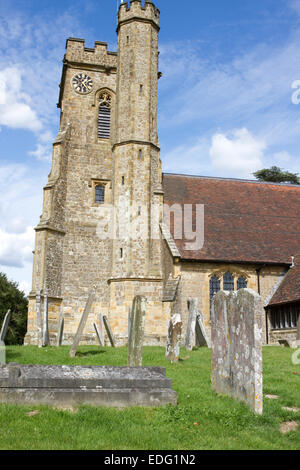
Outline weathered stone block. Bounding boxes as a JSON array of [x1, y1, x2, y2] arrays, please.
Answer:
[[211, 289, 263, 414], [0, 363, 177, 408]]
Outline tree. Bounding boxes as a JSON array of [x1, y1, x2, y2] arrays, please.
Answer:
[[253, 166, 300, 184], [0, 273, 28, 345]]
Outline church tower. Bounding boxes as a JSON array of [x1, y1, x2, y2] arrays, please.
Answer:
[[109, 0, 165, 343], [25, 1, 166, 346]]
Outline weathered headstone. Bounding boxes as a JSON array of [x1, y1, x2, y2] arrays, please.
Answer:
[[94, 322, 104, 347], [69, 288, 96, 357], [36, 291, 43, 348], [96, 314, 105, 346], [185, 298, 197, 350], [128, 306, 132, 343], [0, 310, 11, 343], [56, 315, 64, 347], [42, 292, 50, 346], [103, 315, 116, 347], [128, 296, 147, 367], [195, 312, 211, 348], [165, 314, 182, 363], [211, 289, 263, 414], [0, 340, 5, 366]]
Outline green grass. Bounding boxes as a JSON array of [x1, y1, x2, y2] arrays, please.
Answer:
[[0, 345, 299, 450]]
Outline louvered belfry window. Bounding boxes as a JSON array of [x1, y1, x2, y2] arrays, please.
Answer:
[[98, 92, 111, 139]]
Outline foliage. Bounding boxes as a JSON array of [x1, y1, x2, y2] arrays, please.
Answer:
[[0, 273, 28, 345], [0, 345, 299, 450], [253, 166, 300, 184]]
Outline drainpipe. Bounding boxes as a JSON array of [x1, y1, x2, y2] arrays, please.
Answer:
[[256, 265, 269, 345]]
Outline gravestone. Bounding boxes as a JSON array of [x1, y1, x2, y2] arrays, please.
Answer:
[[128, 306, 132, 343], [94, 323, 104, 347], [185, 298, 197, 350], [103, 315, 116, 347], [98, 315, 105, 345], [57, 315, 64, 347], [36, 291, 43, 348], [0, 363, 177, 408], [211, 289, 263, 414], [165, 314, 182, 363], [69, 288, 96, 357], [0, 310, 11, 343], [128, 296, 147, 367], [0, 340, 5, 366], [42, 292, 50, 346], [195, 313, 211, 348]]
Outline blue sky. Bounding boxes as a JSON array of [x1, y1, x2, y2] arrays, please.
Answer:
[[0, 0, 300, 293]]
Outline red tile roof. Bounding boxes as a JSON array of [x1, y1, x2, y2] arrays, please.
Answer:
[[162, 173, 300, 265], [268, 254, 300, 306]]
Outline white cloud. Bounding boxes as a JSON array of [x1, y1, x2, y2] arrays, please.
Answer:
[[28, 143, 52, 162], [0, 226, 35, 268], [209, 128, 265, 178], [0, 67, 42, 131], [18, 280, 31, 296]]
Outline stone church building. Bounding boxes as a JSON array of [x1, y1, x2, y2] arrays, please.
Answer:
[[25, 1, 300, 347]]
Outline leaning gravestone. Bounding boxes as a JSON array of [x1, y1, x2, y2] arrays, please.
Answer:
[[0, 340, 5, 366], [56, 315, 64, 347], [69, 288, 96, 357], [103, 315, 116, 347], [211, 289, 263, 415], [195, 312, 211, 348], [165, 314, 182, 363], [0, 310, 11, 343], [128, 296, 147, 367], [185, 298, 198, 350]]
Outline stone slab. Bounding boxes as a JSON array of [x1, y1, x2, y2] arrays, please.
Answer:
[[0, 363, 177, 408]]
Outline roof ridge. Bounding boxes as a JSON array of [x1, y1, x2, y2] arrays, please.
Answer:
[[162, 172, 300, 188]]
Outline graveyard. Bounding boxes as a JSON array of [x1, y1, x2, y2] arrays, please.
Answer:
[[0, 290, 300, 450], [0, 344, 299, 450]]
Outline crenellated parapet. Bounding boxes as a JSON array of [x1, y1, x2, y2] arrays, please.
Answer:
[[118, 1, 160, 31], [65, 38, 117, 68]]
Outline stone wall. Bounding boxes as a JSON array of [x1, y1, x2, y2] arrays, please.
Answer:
[[173, 261, 289, 345]]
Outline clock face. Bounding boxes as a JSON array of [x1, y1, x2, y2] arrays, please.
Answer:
[[72, 73, 93, 94]]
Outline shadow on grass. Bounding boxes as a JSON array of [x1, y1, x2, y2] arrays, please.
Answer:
[[76, 350, 106, 357], [5, 351, 22, 360]]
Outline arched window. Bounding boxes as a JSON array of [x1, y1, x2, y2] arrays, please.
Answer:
[[98, 92, 111, 139], [210, 275, 220, 302], [95, 185, 105, 204], [223, 272, 234, 291], [237, 276, 248, 290], [210, 275, 220, 318]]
